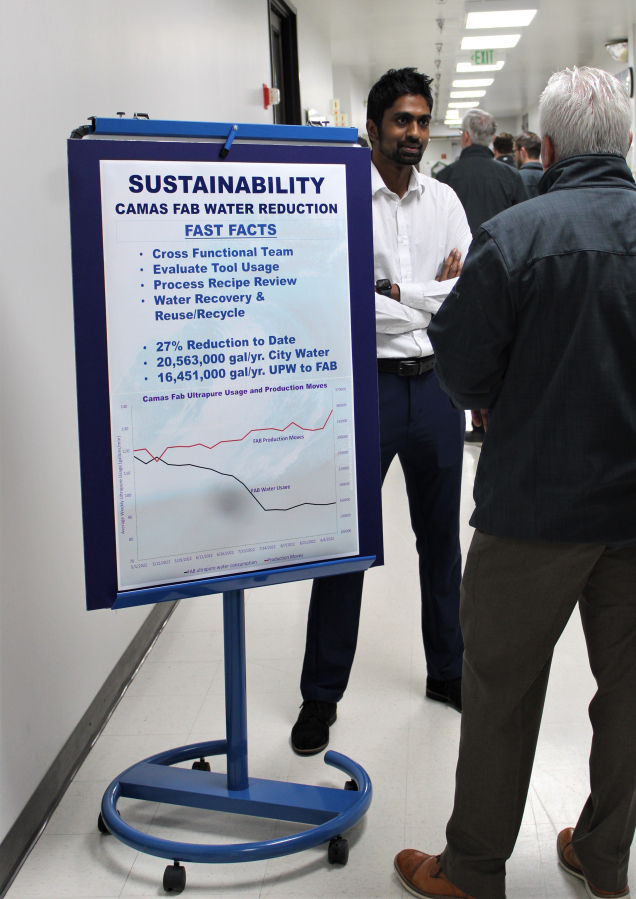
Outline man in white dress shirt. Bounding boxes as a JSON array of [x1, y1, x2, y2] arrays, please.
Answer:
[[291, 69, 472, 755]]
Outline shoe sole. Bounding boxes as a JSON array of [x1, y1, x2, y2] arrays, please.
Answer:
[[291, 711, 337, 756], [393, 857, 440, 899], [557, 835, 630, 899]]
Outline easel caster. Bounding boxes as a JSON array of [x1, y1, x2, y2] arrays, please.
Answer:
[[163, 861, 186, 893], [328, 835, 349, 865], [191, 758, 211, 772], [98, 808, 120, 834]]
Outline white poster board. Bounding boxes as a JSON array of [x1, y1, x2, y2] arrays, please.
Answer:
[[99, 160, 359, 591]]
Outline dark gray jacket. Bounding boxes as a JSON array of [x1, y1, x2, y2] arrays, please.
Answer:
[[429, 154, 636, 543], [435, 144, 528, 235], [519, 160, 543, 198]]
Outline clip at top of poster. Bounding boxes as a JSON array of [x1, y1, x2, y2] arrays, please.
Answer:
[[220, 124, 239, 159]]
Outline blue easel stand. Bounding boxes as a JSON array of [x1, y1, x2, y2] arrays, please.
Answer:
[[100, 588, 372, 892]]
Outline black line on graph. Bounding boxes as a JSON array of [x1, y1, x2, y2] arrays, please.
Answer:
[[133, 455, 336, 512]]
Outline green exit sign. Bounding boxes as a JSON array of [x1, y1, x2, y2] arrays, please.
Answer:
[[470, 49, 498, 65]]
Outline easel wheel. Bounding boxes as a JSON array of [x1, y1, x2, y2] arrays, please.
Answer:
[[327, 836, 349, 865], [163, 861, 186, 893]]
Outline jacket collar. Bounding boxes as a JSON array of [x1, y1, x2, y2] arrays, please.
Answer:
[[521, 161, 543, 170], [538, 153, 636, 195], [460, 144, 494, 159]]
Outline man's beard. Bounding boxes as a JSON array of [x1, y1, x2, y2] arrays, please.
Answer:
[[379, 137, 424, 166]]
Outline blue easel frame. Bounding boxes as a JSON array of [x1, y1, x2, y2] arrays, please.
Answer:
[[68, 123, 383, 611], [68, 119, 381, 889], [101, 589, 372, 871]]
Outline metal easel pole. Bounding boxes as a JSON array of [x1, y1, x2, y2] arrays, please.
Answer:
[[223, 589, 249, 791]]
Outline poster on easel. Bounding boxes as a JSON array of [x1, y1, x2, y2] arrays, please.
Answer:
[[68, 121, 383, 609]]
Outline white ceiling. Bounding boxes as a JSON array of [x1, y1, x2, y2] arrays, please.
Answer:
[[325, 0, 636, 121]]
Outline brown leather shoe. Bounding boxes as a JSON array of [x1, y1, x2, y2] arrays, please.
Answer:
[[394, 850, 476, 898], [557, 828, 630, 898]]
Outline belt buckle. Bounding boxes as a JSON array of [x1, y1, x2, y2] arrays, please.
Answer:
[[398, 360, 419, 377]]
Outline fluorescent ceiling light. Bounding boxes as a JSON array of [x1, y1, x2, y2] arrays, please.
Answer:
[[466, 10, 537, 28], [453, 78, 494, 87], [450, 90, 486, 98], [461, 34, 521, 49], [448, 101, 478, 108], [445, 113, 461, 120]]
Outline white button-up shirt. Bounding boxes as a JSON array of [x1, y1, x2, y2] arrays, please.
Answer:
[[372, 162, 472, 358]]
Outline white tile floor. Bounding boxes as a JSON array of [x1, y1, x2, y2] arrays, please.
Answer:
[[8, 445, 613, 898]]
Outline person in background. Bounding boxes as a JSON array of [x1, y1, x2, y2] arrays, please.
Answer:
[[394, 66, 636, 899], [290, 68, 472, 756], [436, 110, 526, 446], [492, 131, 516, 166], [514, 131, 544, 197]]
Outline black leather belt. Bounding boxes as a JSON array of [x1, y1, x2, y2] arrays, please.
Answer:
[[377, 356, 435, 376]]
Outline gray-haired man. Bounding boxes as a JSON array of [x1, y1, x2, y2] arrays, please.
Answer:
[[395, 67, 636, 899], [435, 108, 527, 238]]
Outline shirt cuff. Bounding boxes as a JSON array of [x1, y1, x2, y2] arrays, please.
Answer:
[[398, 278, 458, 313]]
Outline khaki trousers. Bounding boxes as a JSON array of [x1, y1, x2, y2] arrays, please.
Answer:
[[440, 531, 636, 899]]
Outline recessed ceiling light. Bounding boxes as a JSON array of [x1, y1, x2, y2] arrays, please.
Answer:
[[453, 79, 494, 87], [461, 34, 521, 49], [466, 10, 537, 28], [457, 61, 505, 72], [445, 112, 461, 119], [605, 39, 628, 62], [450, 90, 487, 98], [448, 101, 478, 108]]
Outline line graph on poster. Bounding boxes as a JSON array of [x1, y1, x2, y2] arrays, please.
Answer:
[[113, 379, 358, 590], [132, 412, 337, 512]]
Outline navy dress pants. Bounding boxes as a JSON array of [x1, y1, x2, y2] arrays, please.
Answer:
[[300, 370, 465, 703]]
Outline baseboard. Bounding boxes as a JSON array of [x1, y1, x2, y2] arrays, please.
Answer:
[[0, 599, 179, 897]]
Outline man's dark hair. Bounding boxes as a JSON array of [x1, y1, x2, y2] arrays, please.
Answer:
[[515, 131, 541, 159], [493, 132, 514, 154], [367, 68, 434, 130]]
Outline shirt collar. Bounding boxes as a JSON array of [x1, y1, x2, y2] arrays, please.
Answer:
[[371, 161, 424, 198]]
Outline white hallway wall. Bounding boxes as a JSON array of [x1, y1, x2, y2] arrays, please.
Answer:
[[524, 45, 636, 171], [0, 0, 333, 844], [295, 0, 334, 119]]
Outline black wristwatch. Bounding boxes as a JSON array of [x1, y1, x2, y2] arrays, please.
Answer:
[[376, 278, 393, 297]]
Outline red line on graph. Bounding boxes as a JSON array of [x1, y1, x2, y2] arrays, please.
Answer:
[[134, 410, 333, 461]]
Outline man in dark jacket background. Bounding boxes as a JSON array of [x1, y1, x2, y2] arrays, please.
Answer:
[[436, 108, 527, 235], [436, 109, 527, 445], [394, 66, 636, 899], [514, 130, 543, 197]]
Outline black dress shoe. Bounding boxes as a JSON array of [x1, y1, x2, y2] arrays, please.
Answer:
[[291, 700, 337, 754], [426, 676, 462, 713]]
